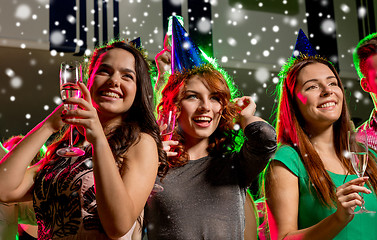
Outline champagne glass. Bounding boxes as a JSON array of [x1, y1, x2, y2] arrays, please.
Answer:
[[158, 108, 177, 141], [56, 61, 85, 157], [348, 130, 375, 214], [151, 108, 177, 193]]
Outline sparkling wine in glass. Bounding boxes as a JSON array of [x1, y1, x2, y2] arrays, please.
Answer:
[[348, 130, 375, 214], [158, 109, 177, 142], [56, 61, 85, 157]]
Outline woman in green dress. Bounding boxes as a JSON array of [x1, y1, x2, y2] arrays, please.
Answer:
[[264, 54, 377, 239]]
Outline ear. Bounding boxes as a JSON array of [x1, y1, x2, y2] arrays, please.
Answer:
[[361, 78, 371, 92]]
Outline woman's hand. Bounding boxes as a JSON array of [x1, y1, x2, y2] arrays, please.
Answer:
[[158, 123, 178, 157], [233, 96, 263, 130], [61, 82, 105, 144], [162, 140, 178, 157], [43, 104, 65, 133], [335, 176, 371, 222], [154, 45, 171, 91]]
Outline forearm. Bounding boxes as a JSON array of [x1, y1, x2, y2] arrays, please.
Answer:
[[91, 138, 137, 238], [281, 213, 348, 240], [0, 121, 53, 195]]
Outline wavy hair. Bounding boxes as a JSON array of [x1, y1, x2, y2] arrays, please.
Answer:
[[270, 56, 377, 206], [158, 65, 241, 168], [44, 40, 168, 177]]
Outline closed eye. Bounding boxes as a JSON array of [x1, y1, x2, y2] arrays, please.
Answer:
[[122, 73, 134, 80]]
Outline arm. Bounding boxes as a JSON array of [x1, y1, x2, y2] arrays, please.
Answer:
[[0, 105, 64, 202], [154, 46, 171, 93], [234, 96, 277, 185], [63, 83, 158, 238], [267, 161, 370, 240]]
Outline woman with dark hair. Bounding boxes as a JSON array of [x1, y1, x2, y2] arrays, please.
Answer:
[[264, 56, 377, 239], [0, 40, 167, 239], [145, 65, 277, 239]]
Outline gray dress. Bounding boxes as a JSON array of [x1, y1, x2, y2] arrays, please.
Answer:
[[145, 121, 277, 240]]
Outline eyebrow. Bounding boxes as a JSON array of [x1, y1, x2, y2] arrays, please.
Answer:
[[100, 63, 136, 76], [302, 76, 337, 87]]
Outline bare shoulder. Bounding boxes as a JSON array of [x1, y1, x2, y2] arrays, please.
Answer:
[[126, 133, 158, 163]]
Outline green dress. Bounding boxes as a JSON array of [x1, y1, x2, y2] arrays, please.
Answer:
[[273, 145, 377, 239]]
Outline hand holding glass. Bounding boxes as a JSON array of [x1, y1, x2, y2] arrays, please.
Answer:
[[158, 109, 177, 141], [56, 61, 85, 157], [347, 130, 375, 214]]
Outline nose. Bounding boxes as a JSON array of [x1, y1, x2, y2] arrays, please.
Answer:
[[107, 75, 120, 87], [321, 85, 333, 97], [198, 99, 210, 112]]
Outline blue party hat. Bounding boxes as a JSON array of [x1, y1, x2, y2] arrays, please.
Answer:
[[292, 29, 317, 57], [130, 37, 141, 48], [171, 16, 206, 73]]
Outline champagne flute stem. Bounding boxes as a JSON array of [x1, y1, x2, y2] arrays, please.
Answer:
[[360, 192, 367, 210], [69, 125, 73, 148]]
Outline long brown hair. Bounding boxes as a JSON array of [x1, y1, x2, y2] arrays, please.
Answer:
[[44, 40, 168, 176], [272, 57, 377, 206], [158, 65, 239, 168]]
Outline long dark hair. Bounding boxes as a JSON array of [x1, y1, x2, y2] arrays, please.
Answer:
[[44, 40, 168, 176], [158, 65, 240, 168], [269, 57, 377, 206]]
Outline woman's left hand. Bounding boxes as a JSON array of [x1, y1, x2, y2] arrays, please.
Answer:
[[233, 96, 263, 130], [61, 82, 105, 144]]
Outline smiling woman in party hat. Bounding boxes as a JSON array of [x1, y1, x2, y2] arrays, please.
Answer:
[[262, 29, 377, 240], [144, 16, 277, 240]]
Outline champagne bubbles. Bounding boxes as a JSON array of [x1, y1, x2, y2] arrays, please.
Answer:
[[197, 17, 211, 33], [50, 31, 65, 45], [15, 4, 32, 20], [10, 76, 23, 89]]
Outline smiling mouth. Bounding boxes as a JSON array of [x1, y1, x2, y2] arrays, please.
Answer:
[[101, 91, 122, 99], [193, 116, 212, 123], [318, 102, 335, 108]]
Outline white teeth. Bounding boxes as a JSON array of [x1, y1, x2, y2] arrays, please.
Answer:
[[194, 116, 211, 121], [102, 91, 120, 98], [319, 102, 335, 108]]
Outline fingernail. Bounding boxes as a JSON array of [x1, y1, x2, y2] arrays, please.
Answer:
[[368, 189, 372, 194]]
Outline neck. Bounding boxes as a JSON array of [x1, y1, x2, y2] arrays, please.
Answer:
[[306, 124, 335, 154], [99, 114, 123, 135], [184, 136, 209, 160]]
